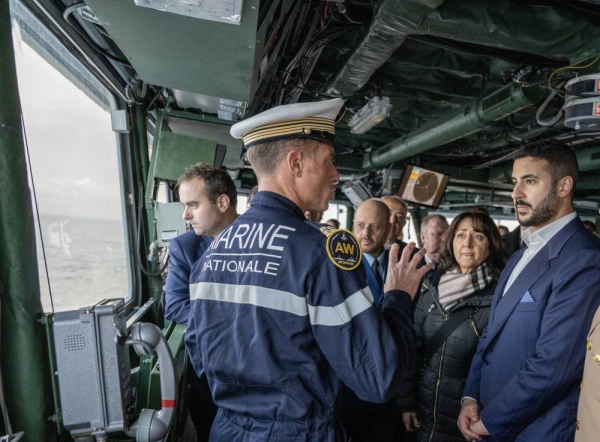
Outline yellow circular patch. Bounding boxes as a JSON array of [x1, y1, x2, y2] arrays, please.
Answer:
[[325, 229, 362, 271]]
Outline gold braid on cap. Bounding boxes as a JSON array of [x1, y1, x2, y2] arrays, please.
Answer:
[[243, 117, 335, 147]]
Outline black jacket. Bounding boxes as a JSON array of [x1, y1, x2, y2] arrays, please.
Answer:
[[397, 267, 496, 442], [502, 226, 523, 258]]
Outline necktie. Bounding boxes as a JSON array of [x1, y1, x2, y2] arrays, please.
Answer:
[[371, 259, 383, 289]]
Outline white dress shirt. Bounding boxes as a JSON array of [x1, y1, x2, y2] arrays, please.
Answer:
[[424, 254, 438, 270], [363, 251, 387, 283], [503, 211, 577, 295]]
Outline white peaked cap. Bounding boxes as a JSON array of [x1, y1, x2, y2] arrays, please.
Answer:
[[230, 98, 350, 153]]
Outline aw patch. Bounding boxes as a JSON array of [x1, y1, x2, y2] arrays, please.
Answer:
[[325, 229, 361, 271]]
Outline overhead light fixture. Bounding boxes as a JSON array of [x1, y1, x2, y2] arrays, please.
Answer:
[[348, 96, 393, 134], [342, 179, 372, 207]]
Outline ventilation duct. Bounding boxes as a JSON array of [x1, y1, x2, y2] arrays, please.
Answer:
[[363, 83, 545, 169]]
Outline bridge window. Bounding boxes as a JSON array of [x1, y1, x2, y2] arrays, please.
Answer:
[[12, 5, 131, 312], [322, 203, 349, 229]]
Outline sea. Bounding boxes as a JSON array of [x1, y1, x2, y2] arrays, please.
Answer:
[[35, 214, 129, 313]]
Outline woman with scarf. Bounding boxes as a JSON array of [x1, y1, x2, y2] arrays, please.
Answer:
[[398, 211, 507, 442]]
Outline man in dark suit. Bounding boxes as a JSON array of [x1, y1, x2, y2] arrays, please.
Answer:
[[418, 214, 448, 270], [165, 163, 239, 323], [383, 195, 420, 265], [502, 225, 522, 258], [166, 232, 212, 323], [165, 163, 238, 442], [382, 195, 409, 250], [458, 140, 600, 442], [353, 199, 391, 309], [343, 198, 399, 441]]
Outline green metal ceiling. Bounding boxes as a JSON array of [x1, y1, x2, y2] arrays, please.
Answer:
[[31, 0, 600, 208], [84, 0, 262, 102]]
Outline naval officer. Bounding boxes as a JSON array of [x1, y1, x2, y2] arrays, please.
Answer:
[[185, 98, 432, 442], [575, 305, 600, 442]]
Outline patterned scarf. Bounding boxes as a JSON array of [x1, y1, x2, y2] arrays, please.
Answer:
[[438, 263, 493, 312]]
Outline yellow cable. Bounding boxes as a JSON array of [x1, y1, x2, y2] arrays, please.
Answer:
[[548, 54, 600, 98]]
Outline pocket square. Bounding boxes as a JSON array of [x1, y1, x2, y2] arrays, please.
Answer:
[[520, 291, 535, 303]]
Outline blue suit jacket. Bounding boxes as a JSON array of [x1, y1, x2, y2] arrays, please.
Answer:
[[361, 249, 389, 310], [164, 230, 212, 324], [463, 217, 600, 442]]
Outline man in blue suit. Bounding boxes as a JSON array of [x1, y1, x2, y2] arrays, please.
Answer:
[[165, 163, 238, 441], [164, 232, 212, 322], [165, 163, 239, 323], [458, 140, 600, 442], [353, 199, 391, 310], [343, 199, 398, 441]]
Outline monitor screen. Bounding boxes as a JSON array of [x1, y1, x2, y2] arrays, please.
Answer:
[[395, 165, 450, 209]]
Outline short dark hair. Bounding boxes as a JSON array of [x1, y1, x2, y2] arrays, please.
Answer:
[[177, 163, 237, 206], [470, 206, 490, 216], [326, 218, 341, 229], [513, 140, 579, 191], [440, 211, 507, 280]]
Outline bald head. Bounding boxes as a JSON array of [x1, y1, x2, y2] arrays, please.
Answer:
[[353, 199, 391, 257]]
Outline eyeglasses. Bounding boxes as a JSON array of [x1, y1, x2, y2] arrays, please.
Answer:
[[353, 222, 384, 233]]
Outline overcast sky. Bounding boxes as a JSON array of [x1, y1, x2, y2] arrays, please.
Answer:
[[14, 40, 123, 220]]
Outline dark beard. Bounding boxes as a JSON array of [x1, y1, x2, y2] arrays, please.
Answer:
[[516, 190, 559, 227]]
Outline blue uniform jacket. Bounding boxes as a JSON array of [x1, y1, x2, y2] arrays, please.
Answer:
[[165, 230, 212, 324], [185, 191, 416, 442], [463, 217, 600, 442]]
